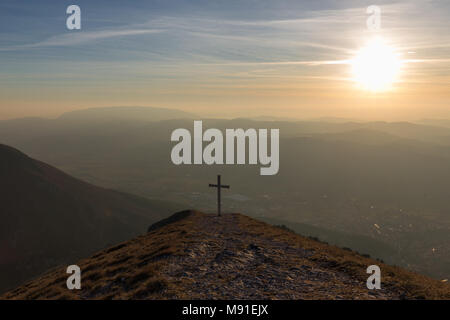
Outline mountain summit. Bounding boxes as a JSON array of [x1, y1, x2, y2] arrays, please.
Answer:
[[3, 210, 449, 300]]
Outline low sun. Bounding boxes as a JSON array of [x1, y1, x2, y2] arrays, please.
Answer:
[[351, 37, 402, 92]]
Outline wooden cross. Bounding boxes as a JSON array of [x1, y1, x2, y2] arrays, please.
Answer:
[[209, 175, 230, 216]]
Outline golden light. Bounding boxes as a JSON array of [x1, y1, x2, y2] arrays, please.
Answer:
[[351, 37, 402, 92]]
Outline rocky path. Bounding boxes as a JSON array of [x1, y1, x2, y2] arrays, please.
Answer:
[[163, 213, 395, 299]]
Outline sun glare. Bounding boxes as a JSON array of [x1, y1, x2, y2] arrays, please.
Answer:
[[351, 37, 402, 92]]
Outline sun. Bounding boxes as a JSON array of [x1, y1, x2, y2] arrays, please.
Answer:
[[350, 37, 402, 92]]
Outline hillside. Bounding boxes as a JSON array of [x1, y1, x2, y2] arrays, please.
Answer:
[[3, 210, 449, 300], [0, 144, 180, 293]]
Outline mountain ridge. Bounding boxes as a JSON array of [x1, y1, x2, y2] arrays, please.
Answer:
[[3, 210, 449, 300]]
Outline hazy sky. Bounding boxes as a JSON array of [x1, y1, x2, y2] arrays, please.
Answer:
[[0, 0, 449, 120]]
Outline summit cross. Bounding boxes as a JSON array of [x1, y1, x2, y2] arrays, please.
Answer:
[[208, 175, 230, 216]]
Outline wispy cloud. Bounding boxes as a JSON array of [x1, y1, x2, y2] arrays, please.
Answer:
[[0, 28, 163, 51], [192, 59, 351, 67]]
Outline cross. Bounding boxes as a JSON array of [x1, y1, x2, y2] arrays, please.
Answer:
[[209, 175, 230, 216]]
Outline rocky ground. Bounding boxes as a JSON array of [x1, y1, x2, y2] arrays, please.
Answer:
[[164, 214, 393, 299], [2, 211, 449, 300]]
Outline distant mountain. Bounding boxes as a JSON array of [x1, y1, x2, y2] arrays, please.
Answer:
[[3, 211, 449, 300], [247, 115, 300, 122], [306, 116, 362, 123], [416, 119, 450, 128], [58, 106, 196, 123], [0, 144, 181, 293]]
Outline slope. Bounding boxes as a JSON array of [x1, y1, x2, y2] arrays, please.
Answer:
[[0, 144, 180, 293], [3, 211, 449, 300]]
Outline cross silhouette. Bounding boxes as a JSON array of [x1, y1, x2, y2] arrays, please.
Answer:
[[209, 175, 230, 216]]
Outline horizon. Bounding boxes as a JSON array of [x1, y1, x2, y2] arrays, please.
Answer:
[[4, 105, 450, 124]]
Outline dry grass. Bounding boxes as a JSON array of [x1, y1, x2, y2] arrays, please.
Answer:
[[235, 214, 450, 300], [2, 210, 449, 300]]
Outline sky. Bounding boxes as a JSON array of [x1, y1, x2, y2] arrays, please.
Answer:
[[0, 0, 449, 120]]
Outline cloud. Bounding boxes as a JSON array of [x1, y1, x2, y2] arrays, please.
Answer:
[[0, 28, 163, 51], [193, 59, 351, 67]]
